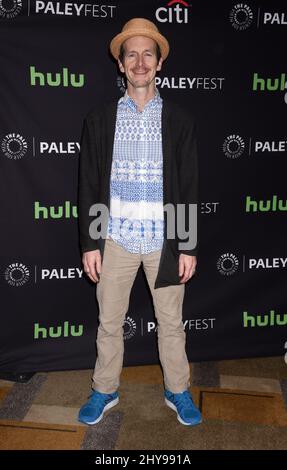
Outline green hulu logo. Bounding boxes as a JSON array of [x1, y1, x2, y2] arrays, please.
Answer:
[[34, 201, 78, 219], [30, 66, 84, 87], [243, 310, 287, 328], [253, 73, 286, 91], [34, 321, 83, 339], [246, 195, 287, 212]]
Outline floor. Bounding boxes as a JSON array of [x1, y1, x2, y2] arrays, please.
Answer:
[[0, 356, 287, 450]]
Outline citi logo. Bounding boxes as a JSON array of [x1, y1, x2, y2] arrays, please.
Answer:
[[34, 321, 83, 339], [30, 66, 84, 88], [252, 73, 287, 104], [155, 0, 190, 24], [243, 310, 287, 328], [246, 195, 287, 213], [34, 201, 78, 220]]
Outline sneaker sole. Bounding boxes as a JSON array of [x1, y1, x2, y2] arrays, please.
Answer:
[[79, 397, 119, 426], [165, 398, 202, 426]]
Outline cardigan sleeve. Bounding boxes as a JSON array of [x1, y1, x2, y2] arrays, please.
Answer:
[[177, 116, 199, 257], [78, 113, 101, 253]]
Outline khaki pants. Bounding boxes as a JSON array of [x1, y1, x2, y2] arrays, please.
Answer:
[[93, 237, 190, 394]]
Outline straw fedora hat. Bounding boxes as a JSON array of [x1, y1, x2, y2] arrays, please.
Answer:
[[110, 18, 170, 61]]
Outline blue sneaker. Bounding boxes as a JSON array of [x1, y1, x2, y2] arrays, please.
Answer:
[[164, 389, 202, 426], [78, 390, 119, 425]]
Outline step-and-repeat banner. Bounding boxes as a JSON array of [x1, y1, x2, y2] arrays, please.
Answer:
[[0, 0, 286, 373]]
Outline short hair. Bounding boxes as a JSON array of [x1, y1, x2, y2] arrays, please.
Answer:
[[119, 41, 162, 64]]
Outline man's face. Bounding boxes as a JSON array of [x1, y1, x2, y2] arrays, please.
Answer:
[[118, 36, 163, 89]]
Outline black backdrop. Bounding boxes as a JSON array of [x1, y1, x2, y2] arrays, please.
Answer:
[[0, 0, 286, 374]]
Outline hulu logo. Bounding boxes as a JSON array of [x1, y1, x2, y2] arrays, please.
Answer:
[[252, 73, 286, 91], [243, 310, 287, 328], [246, 195, 287, 212], [30, 66, 84, 88], [34, 201, 78, 219], [34, 321, 83, 339]]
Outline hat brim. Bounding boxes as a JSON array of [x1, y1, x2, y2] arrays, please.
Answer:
[[110, 29, 170, 61]]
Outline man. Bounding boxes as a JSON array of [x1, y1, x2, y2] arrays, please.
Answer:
[[78, 18, 201, 427]]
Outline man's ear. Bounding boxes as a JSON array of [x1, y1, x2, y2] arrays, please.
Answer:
[[156, 57, 163, 72], [118, 58, 125, 73]]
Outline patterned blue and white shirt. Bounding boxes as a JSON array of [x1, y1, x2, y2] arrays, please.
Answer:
[[107, 88, 164, 254]]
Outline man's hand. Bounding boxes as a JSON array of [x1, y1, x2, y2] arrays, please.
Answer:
[[179, 254, 197, 283], [82, 249, 102, 283]]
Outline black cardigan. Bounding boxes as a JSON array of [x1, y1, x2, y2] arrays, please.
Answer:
[[78, 98, 199, 289]]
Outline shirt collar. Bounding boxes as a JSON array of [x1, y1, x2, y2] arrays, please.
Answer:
[[119, 87, 162, 112]]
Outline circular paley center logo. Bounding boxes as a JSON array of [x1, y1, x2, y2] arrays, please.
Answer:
[[217, 253, 239, 276], [1, 133, 28, 160], [223, 135, 245, 159], [229, 4, 253, 30], [0, 0, 22, 19], [116, 75, 126, 94], [123, 316, 137, 340], [5, 262, 30, 286]]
